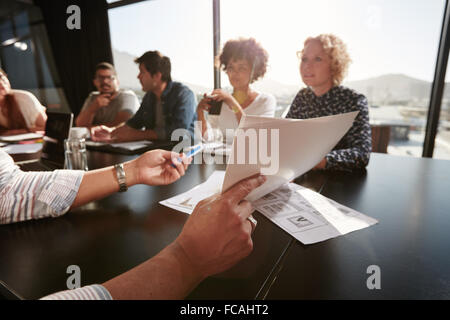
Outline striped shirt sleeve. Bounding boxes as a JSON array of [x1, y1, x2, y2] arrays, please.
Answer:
[[40, 284, 113, 300], [0, 149, 84, 225]]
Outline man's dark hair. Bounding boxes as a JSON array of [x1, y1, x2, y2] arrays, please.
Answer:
[[134, 51, 172, 82], [94, 62, 116, 76]]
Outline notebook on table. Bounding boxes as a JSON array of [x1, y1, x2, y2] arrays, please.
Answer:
[[85, 140, 177, 155]]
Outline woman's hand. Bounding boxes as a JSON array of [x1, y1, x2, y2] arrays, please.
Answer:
[[211, 89, 234, 106], [197, 94, 213, 115], [131, 149, 191, 186], [211, 89, 244, 116]]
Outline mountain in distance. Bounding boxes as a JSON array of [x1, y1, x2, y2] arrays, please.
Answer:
[[252, 78, 299, 97], [113, 48, 449, 108], [344, 74, 449, 107], [253, 74, 448, 107]]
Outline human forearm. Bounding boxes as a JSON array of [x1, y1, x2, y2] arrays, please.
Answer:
[[326, 147, 370, 171], [210, 89, 244, 123], [1, 169, 82, 224], [33, 112, 47, 131], [197, 111, 209, 137], [102, 241, 203, 299], [70, 160, 139, 208], [76, 101, 101, 127], [325, 100, 371, 171], [80, 173, 264, 300], [103, 111, 132, 128]]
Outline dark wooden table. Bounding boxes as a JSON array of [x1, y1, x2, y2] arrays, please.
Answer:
[[0, 150, 325, 300], [265, 153, 450, 299], [1, 151, 449, 299]]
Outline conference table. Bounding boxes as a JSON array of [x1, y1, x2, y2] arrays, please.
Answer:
[[1, 151, 449, 299]]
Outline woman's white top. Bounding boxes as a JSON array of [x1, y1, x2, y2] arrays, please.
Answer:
[[203, 92, 276, 143], [0, 90, 46, 129], [13, 89, 46, 129]]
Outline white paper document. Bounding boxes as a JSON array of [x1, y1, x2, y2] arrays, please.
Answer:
[[160, 170, 378, 244], [0, 132, 43, 142], [1, 143, 43, 154], [253, 183, 378, 244], [222, 111, 359, 201], [159, 171, 225, 214]]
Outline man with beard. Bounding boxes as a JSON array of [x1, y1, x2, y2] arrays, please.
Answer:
[[90, 51, 197, 143], [75, 62, 139, 128]]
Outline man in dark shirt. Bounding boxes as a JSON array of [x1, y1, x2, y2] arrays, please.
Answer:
[[91, 51, 197, 142]]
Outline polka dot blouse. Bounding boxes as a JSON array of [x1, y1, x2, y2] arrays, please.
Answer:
[[286, 85, 371, 171]]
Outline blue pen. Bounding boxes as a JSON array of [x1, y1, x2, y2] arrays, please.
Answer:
[[171, 144, 203, 168]]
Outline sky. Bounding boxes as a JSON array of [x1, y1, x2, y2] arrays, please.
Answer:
[[108, 0, 447, 88]]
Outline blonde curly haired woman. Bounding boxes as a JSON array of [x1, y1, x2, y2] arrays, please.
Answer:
[[286, 34, 371, 171]]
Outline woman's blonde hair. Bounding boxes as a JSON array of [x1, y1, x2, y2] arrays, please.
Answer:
[[302, 34, 352, 86]]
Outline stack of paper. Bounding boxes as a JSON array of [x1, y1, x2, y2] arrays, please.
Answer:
[[1, 143, 43, 154], [0, 132, 43, 142]]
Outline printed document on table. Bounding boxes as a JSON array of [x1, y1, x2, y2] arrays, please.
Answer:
[[253, 183, 378, 244], [222, 111, 359, 202], [160, 172, 378, 244], [0, 132, 43, 142], [160, 171, 225, 214], [2, 143, 43, 154]]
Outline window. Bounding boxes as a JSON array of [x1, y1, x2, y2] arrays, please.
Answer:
[[0, 0, 70, 111], [221, 0, 447, 157], [434, 61, 450, 160], [108, 0, 214, 102]]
